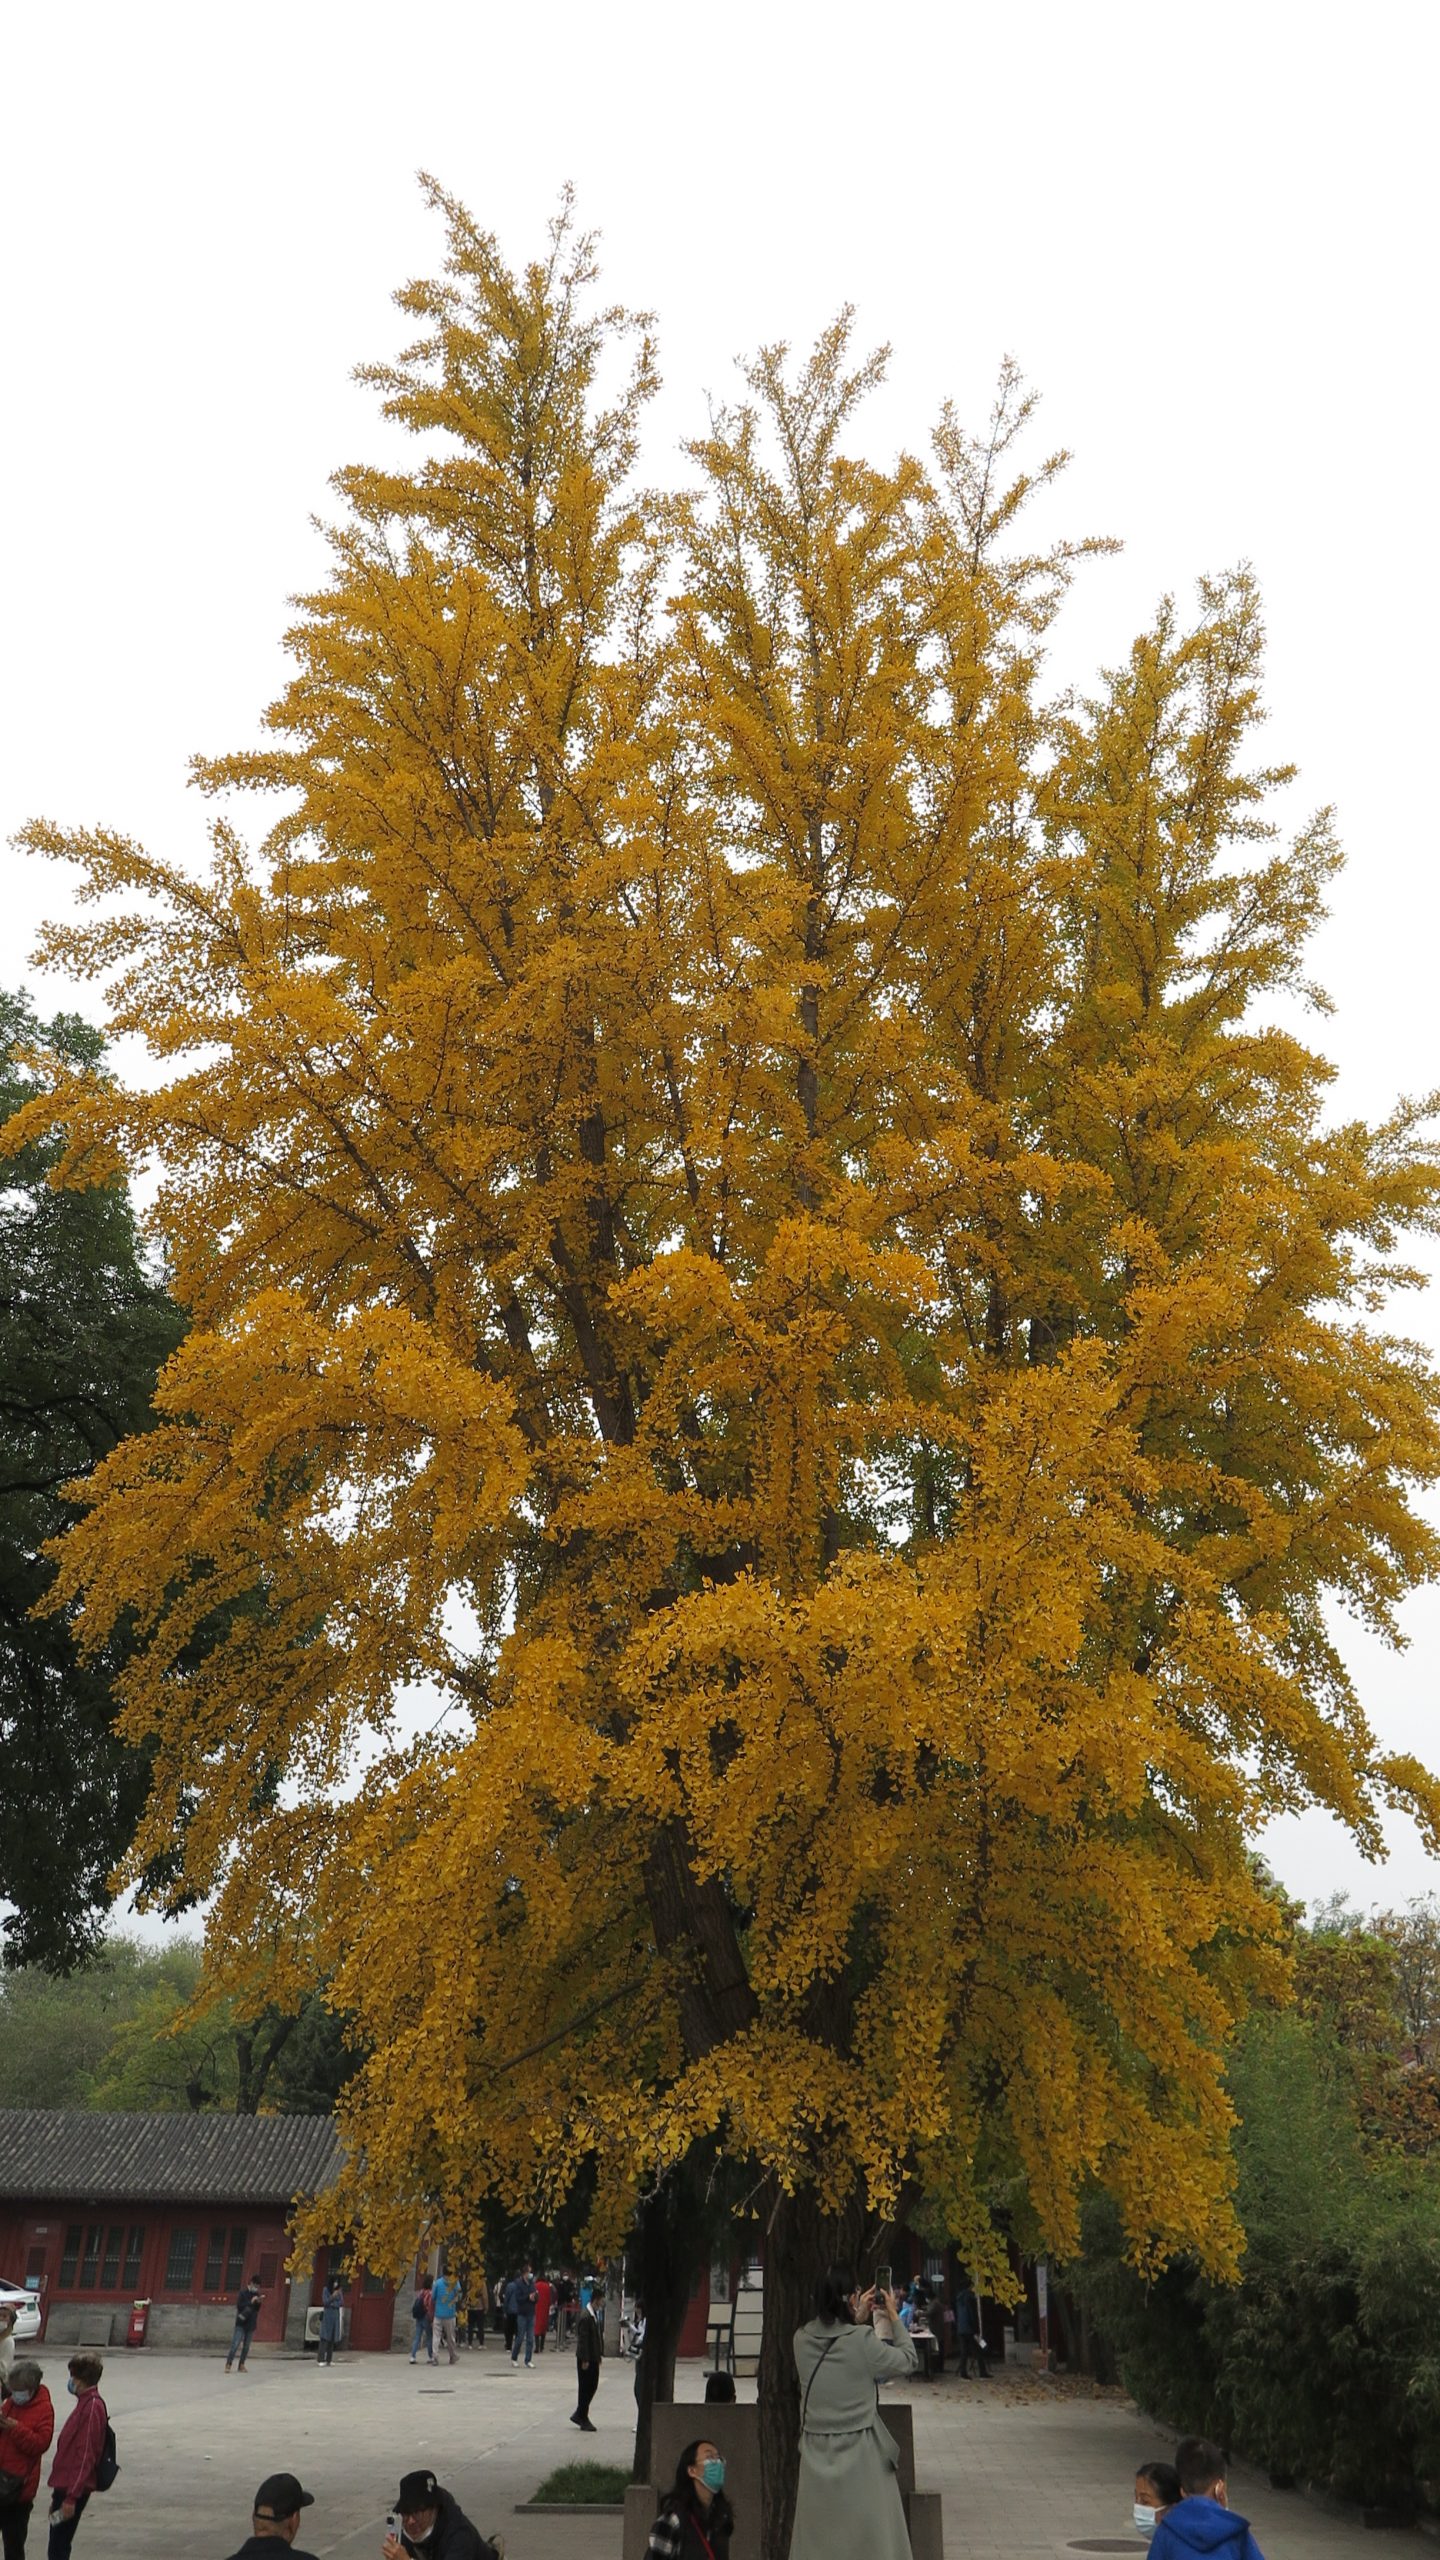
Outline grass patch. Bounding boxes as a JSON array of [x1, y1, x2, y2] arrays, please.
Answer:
[[531, 2461, 632, 2506]]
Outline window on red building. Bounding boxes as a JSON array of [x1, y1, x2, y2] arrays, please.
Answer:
[[165, 2227, 197, 2290], [122, 2227, 145, 2290], [203, 2226, 228, 2292], [225, 2227, 248, 2292], [59, 2227, 81, 2286]]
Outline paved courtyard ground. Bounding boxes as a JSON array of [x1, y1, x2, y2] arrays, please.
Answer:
[[40, 2344, 1391, 2560]]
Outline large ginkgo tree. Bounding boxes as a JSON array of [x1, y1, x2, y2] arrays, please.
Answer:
[[11, 184, 1440, 2552]]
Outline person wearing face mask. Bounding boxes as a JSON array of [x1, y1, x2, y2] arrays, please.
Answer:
[[1148, 2440, 1267, 2560], [1133, 2463, 1182, 2539], [381, 2467, 500, 2560], [44, 2355, 107, 2560], [645, 2439, 734, 2560], [0, 2360, 55, 2560], [790, 2265, 918, 2560]]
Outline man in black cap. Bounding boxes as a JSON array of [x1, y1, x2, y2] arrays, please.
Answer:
[[381, 2468, 500, 2560], [224, 2472, 320, 2557]]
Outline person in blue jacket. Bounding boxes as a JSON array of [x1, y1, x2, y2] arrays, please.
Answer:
[[1149, 2439, 1267, 2560]]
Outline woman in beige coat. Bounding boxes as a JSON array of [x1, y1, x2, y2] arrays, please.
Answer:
[[790, 2266, 918, 2560]]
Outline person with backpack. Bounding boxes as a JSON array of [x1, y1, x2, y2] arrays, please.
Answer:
[[408, 2281, 435, 2366], [0, 2357, 54, 2560], [46, 2355, 111, 2560], [505, 2265, 537, 2369]]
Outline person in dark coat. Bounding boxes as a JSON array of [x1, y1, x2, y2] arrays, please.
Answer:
[[226, 2274, 264, 2372], [505, 2265, 537, 2368], [222, 2471, 320, 2559], [0, 2360, 54, 2560], [571, 2296, 603, 2431], [381, 2470, 499, 2560], [952, 2279, 989, 2377], [317, 2278, 345, 2368]]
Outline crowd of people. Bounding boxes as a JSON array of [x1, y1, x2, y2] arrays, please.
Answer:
[[402, 2263, 600, 2369], [0, 2259, 1276, 2560], [886, 2273, 990, 2378]]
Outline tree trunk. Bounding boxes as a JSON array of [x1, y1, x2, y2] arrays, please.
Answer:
[[757, 2186, 871, 2560], [232, 2010, 297, 2114], [630, 2176, 706, 2485], [603, 2255, 625, 2358]]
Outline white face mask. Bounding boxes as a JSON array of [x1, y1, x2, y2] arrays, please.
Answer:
[[1133, 2507, 1158, 2537]]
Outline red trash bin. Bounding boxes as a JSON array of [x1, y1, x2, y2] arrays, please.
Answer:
[[126, 2299, 151, 2348]]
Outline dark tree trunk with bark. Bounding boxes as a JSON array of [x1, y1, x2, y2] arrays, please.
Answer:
[[233, 2011, 297, 2114], [757, 2185, 872, 2560], [630, 2165, 711, 2485]]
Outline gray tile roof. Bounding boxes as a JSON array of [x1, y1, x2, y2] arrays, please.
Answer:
[[0, 2110, 343, 2206]]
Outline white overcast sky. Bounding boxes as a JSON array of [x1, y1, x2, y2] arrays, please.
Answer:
[[2, 0, 1437, 1917]]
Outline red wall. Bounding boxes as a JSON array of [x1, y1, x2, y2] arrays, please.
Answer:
[[0, 2199, 292, 2339]]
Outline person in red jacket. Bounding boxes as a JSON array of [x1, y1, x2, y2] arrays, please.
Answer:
[[45, 2355, 106, 2560], [0, 2360, 55, 2560]]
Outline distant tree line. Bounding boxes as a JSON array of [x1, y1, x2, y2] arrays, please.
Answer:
[[1071, 1894, 1440, 2515], [0, 987, 184, 1971], [0, 1932, 356, 2116]]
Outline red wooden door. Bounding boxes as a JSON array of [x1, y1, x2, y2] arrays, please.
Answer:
[[249, 2226, 290, 2341], [18, 2222, 60, 2335], [349, 2270, 397, 2351]]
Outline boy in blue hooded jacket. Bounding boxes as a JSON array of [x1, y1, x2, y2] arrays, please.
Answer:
[[1150, 2439, 1266, 2560]]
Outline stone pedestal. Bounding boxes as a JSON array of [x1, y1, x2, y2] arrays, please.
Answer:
[[622, 2402, 939, 2560]]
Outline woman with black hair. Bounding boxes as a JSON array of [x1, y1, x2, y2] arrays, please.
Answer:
[[645, 2439, 732, 2560], [1132, 2462, 1182, 2537], [790, 2266, 918, 2560]]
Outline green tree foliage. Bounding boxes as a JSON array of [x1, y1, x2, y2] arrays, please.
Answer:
[[0, 1931, 357, 2116], [0, 988, 184, 1968], [1072, 1901, 1440, 2511], [0, 1934, 201, 2109]]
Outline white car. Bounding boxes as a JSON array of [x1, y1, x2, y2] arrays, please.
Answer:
[[0, 2281, 42, 2342]]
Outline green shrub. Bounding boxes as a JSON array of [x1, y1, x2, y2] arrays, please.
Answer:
[[1071, 2009, 1440, 2511], [530, 2462, 632, 2505]]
